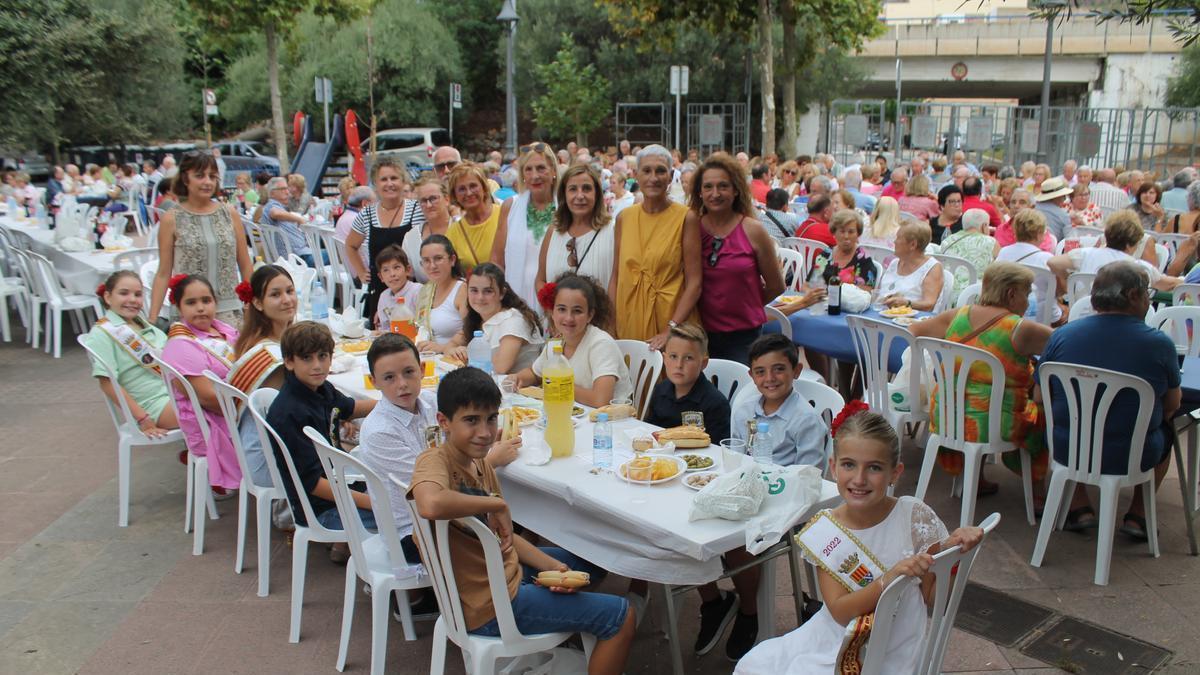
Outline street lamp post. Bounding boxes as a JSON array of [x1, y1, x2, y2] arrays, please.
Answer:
[[497, 0, 519, 158], [1036, 0, 1066, 163]]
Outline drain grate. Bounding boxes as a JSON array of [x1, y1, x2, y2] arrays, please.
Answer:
[[954, 583, 1057, 648], [1020, 616, 1173, 674]]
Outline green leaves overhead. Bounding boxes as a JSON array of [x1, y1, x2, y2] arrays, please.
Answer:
[[531, 35, 611, 145]]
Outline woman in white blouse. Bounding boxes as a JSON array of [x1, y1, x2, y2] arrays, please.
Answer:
[[877, 220, 945, 311], [536, 164, 617, 295], [446, 263, 545, 374], [506, 272, 632, 407]]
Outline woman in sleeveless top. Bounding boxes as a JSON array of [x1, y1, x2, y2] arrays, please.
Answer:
[[491, 143, 557, 311], [346, 158, 424, 320], [402, 177, 451, 283], [414, 235, 468, 353], [691, 154, 784, 364], [446, 163, 500, 273], [877, 221, 944, 311], [149, 152, 253, 325], [912, 262, 1051, 497], [612, 145, 702, 349], [538, 164, 617, 295]]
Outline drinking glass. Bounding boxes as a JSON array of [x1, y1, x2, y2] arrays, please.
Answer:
[[681, 411, 705, 430], [500, 378, 518, 407], [627, 455, 652, 504], [720, 438, 747, 473], [609, 397, 633, 408]]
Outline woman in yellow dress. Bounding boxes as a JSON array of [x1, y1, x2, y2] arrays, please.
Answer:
[[446, 162, 499, 273], [611, 145, 702, 349]]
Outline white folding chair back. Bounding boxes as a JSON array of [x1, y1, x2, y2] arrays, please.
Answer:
[[28, 250, 99, 357], [1172, 283, 1200, 306], [257, 222, 287, 261], [10, 249, 44, 347], [863, 513, 1001, 675], [776, 247, 807, 292], [1152, 306, 1200, 356], [325, 232, 358, 311], [931, 253, 975, 309], [616, 339, 664, 420], [1031, 363, 1159, 585], [781, 237, 827, 283], [1019, 262, 1058, 325], [77, 335, 183, 527], [113, 248, 159, 273], [791, 378, 844, 432], [1155, 242, 1171, 273], [306, 431, 431, 674], [956, 281, 982, 309], [913, 337, 1035, 527], [151, 354, 220, 555], [934, 268, 955, 313], [703, 358, 753, 402], [204, 373, 287, 597], [403, 481, 596, 675], [1066, 271, 1095, 307], [245, 388, 347, 642], [300, 224, 335, 299], [1157, 232, 1191, 265], [1067, 294, 1094, 322], [763, 304, 791, 340], [846, 315, 923, 437], [860, 243, 895, 267]]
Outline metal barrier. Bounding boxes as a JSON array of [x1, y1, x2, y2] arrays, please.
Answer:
[[686, 103, 750, 157], [615, 103, 672, 149]]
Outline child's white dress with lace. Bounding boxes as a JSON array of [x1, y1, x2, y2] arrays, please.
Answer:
[[735, 496, 948, 674]]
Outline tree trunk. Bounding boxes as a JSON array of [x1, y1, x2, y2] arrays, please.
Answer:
[[780, 1, 797, 158], [266, 20, 289, 168], [757, 0, 775, 158]]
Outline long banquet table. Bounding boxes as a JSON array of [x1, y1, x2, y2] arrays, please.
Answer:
[[0, 215, 134, 293]]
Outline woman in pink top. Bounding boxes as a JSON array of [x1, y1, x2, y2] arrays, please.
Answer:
[[161, 274, 242, 491], [690, 154, 785, 364], [897, 173, 940, 221]]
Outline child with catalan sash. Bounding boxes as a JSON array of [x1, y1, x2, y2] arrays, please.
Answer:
[[85, 271, 177, 437], [162, 274, 242, 492], [735, 406, 983, 674]]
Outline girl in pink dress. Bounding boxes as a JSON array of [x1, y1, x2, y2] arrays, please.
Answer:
[[161, 274, 242, 490]]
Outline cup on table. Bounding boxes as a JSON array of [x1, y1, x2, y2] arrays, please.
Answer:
[[500, 378, 518, 406], [610, 397, 633, 408], [720, 438, 747, 473], [681, 410, 705, 430]]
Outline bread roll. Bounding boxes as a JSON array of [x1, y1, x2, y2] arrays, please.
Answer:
[[536, 570, 590, 589], [518, 386, 544, 400], [589, 403, 637, 422]]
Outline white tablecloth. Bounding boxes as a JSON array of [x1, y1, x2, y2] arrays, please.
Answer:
[[1, 216, 132, 292]]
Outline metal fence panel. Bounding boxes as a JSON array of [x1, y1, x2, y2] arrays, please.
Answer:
[[685, 103, 749, 157], [615, 103, 672, 148]]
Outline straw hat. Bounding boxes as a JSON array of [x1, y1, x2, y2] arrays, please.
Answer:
[[1036, 176, 1073, 201]]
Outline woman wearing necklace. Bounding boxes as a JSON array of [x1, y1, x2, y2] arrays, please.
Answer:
[[691, 154, 784, 364], [490, 142, 558, 310], [346, 157, 424, 320], [148, 151, 253, 325], [446, 163, 500, 274], [401, 176, 451, 283], [538, 164, 617, 295], [611, 144, 703, 350]]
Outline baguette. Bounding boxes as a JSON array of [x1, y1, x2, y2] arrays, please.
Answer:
[[536, 570, 590, 589], [654, 426, 711, 449], [500, 408, 519, 441], [442, 355, 465, 368], [588, 403, 637, 422], [518, 385, 544, 400]]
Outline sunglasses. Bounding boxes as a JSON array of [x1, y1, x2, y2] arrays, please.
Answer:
[[434, 160, 459, 172], [708, 236, 725, 267], [418, 195, 441, 206], [519, 143, 548, 155], [566, 236, 579, 269]]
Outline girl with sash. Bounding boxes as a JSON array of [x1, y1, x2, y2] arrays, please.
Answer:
[[85, 271, 177, 437], [736, 407, 982, 675], [414, 234, 468, 355], [228, 265, 296, 488], [161, 274, 242, 492]]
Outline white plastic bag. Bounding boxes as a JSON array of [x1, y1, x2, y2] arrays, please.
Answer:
[[745, 464, 823, 554], [688, 467, 767, 522], [890, 345, 933, 413], [840, 283, 871, 313]]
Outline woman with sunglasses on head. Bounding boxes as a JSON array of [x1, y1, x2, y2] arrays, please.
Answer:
[[774, 160, 802, 200], [690, 153, 785, 365], [446, 163, 499, 274], [401, 175, 451, 283], [490, 142, 558, 311], [148, 152, 254, 326], [611, 144, 703, 350], [346, 157, 424, 321], [537, 164, 617, 299]]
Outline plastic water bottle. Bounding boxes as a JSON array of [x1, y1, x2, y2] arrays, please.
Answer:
[[467, 330, 493, 374], [310, 280, 329, 320], [592, 413, 613, 469], [5, 196, 17, 217], [752, 421, 774, 465], [34, 201, 46, 224]]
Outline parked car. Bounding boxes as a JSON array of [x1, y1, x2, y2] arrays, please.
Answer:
[[2, 152, 51, 180], [362, 128, 451, 169], [212, 140, 280, 188]]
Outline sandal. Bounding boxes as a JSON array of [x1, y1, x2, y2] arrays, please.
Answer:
[[1119, 512, 1150, 541], [1063, 506, 1099, 532]]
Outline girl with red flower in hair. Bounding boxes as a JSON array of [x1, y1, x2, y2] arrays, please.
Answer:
[[84, 270, 178, 438], [161, 273, 242, 492]]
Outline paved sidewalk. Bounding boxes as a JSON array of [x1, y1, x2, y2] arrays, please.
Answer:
[[0, 335, 1197, 674]]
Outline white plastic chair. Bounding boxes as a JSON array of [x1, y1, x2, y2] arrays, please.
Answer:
[[328, 233, 366, 313], [763, 304, 791, 340], [860, 243, 895, 267], [1019, 262, 1058, 325], [113, 247, 159, 273], [1173, 283, 1200, 306], [305, 430, 432, 675], [1031, 363, 1159, 585], [77, 335, 184, 526], [1156, 232, 1191, 266], [956, 281, 982, 309], [776, 247, 807, 293], [204, 373, 288, 597], [933, 268, 956, 313], [703, 358, 753, 402], [1066, 271, 1095, 307], [791, 378, 844, 431], [1067, 294, 1094, 322], [913, 337, 1036, 528], [257, 222, 288, 261], [1152, 306, 1200, 356], [782, 237, 827, 284], [846, 315, 924, 441], [1154, 242, 1171, 273], [246, 388, 349, 642], [27, 250, 100, 357], [300, 223, 336, 294], [403, 481, 598, 675], [862, 513, 1001, 675], [9, 249, 43, 347], [616, 339, 664, 420], [931, 253, 975, 310], [151, 354, 220, 555]]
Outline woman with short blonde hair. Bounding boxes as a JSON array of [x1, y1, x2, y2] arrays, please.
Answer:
[[898, 173, 939, 221], [446, 162, 499, 272], [491, 142, 558, 309], [864, 195, 902, 246], [875, 220, 943, 311]]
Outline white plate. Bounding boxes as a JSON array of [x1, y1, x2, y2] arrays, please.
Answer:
[[678, 453, 717, 472], [616, 454, 686, 485], [891, 316, 917, 327], [683, 471, 721, 491]]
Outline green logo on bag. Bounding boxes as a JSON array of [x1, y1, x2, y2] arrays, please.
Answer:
[[760, 475, 786, 495]]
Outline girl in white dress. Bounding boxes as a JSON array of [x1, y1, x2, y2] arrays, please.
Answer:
[[736, 409, 983, 675]]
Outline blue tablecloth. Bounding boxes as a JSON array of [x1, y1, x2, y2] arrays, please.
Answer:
[[1182, 357, 1200, 409], [763, 307, 927, 372]]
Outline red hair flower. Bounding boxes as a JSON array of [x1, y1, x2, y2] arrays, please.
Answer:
[[537, 282, 557, 312], [95, 283, 108, 300], [235, 281, 254, 304], [167, 273, 189, 306], [830, 399, 871, 438]]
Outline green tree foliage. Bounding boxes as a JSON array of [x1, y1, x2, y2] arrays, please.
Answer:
[[0, 0, 191, 154], [531, 35, 611, 146], [1166, 43, 1200, 107], [429, 0, 504, 116], [220, 3, 463, 136]]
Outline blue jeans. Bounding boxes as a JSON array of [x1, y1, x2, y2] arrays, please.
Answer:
[[469, 547, 629, 641], [315, 505, 377, 532], [299, 250, 330, 268]]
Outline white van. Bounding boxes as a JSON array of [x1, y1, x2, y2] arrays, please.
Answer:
[[363, 128, 451, 169]]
